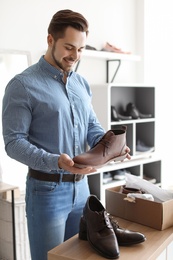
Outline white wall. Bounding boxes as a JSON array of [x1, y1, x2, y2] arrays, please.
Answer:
[[141, 0, 173, 189], [0, 0, 173, 190], [0, 0, 138, 83]]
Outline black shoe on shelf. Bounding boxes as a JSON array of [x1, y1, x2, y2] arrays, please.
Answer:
[[111, 106, 132, 121], [126, 103, 152, 119]]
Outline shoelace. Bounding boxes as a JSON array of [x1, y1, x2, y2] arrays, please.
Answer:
[[98, 139, 111, 156], [96, 210, 112, 229]]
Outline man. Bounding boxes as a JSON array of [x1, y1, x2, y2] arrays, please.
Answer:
[[2, 9, 130, 260]]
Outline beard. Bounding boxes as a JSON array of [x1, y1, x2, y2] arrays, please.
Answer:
[[51, 45, 64, 71], [51, 44, 75, 73]]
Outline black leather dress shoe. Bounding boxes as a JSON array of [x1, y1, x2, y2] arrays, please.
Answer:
[[126, 103, 152, 119], [79, 212, 146, 247], [80, 195, 120, 259], [111, 106, 132, 121]]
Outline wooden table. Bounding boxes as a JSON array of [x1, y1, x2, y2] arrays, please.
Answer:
[[48, 217, 173, 260], [0, 182, 18, 260]]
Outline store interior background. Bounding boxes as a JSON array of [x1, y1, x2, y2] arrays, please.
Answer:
[[0, 0, 172, 192]]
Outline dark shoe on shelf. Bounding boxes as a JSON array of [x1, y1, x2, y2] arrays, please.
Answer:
[[79, 212, 146, 247], [79, 195, 120, 259], [126, 103, 152, 119], [111, 106, 132, 121], [73, 126, 127, 169]]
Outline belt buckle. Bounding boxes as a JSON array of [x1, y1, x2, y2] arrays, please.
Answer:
[[74, 174, 83, 182]]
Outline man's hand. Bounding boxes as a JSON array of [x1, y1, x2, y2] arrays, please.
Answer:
[[58, 153, 97, 174]]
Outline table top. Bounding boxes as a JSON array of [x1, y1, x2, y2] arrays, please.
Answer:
[[0, 182, 18, 193], [48, 216, 173, 260]]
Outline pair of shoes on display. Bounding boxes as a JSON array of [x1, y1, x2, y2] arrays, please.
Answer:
[[111, 106, 132, 121], [73, 126, 128, 169], [79, 195, 146, 259], [126, 102, 152, 119], [101, 42, 131, 54], [111, 169, 130, 181], [103, 169, 128, 184], [136, 140, 154, 153]]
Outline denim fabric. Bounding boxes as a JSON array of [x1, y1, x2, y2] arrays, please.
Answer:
[[25, 175, 90, 260]]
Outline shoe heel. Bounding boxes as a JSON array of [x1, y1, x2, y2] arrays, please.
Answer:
[[78, 216, 88, 240]]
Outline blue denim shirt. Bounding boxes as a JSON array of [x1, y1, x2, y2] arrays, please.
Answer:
[[2, 56, 105, 173]]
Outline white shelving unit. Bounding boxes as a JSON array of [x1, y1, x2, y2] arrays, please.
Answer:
[[87, 83, 161, 205], [75, 50, 161, 206]]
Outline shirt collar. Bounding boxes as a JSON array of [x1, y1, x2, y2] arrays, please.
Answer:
[[39, 55, 73, 80]]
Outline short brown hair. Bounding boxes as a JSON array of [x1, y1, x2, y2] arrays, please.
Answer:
[[48, 9, 89, 41]]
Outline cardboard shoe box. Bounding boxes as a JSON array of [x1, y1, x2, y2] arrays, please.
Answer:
[[106, 186, 173, 230]]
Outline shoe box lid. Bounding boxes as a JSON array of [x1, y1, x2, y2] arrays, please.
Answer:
[[106, 186, 173, 230]]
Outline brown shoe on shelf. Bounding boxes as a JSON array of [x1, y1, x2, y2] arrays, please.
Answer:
[[79, 195, 120, 259], [73, 126, 127, 169], [79, 213, 146, 247]]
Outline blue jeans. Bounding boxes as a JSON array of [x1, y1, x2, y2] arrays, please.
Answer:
[[25, 175, 90, 260]]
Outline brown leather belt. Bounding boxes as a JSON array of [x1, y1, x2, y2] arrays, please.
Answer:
[[28, 169, 84, 182]]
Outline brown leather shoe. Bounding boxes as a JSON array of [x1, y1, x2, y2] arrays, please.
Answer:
[[73, 126, 127, 169], [79, 214, 146, 246], [110, 216, 146, 246], [81, 195, 120, 259]]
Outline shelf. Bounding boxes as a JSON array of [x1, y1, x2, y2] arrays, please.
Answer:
[[87, 83, 161, 205], [87, 155, 162, 204], [75, 50, 141, 82], [81, 49, 141, 61]]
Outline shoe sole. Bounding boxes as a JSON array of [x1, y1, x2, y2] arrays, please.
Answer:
[[74, 153, 128, 169]]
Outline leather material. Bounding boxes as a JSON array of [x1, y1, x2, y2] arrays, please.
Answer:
[[81, 195, 119, 259], [126, 103, 152, 119], [28, 169, 84, 182], [111, 106, 132, 121], [73, 126, 127, 168], [109, 217, 146, 246], [79, 214, 146, 246]]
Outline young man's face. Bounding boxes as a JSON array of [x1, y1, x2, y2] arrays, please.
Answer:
[[48, 26, 87, 72]]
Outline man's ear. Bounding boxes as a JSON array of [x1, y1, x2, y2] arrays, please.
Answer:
[[47, 34, 54, 46]]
